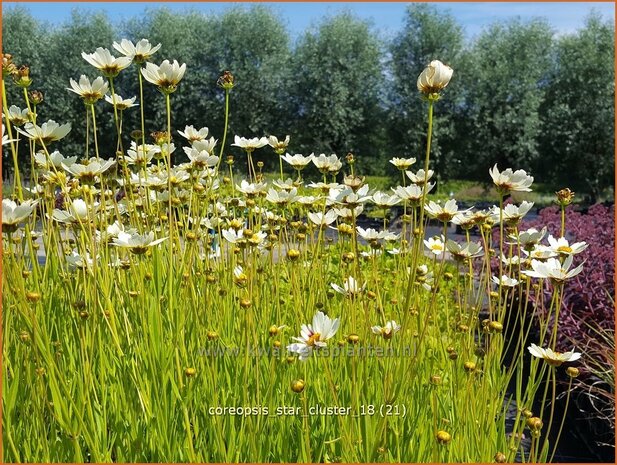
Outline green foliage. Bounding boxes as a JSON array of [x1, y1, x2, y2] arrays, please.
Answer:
[[388, 4, 464, 181], [290, 13, 386, 174], [456, 19, 554, 180], [538, 13, 615, 201]]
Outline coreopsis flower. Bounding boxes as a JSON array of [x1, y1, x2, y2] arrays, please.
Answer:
[[508, 227, 547, 250], [125, 142, 160, 166], [281, 153, 314, 170], [236, 180, 268, 197], [2, 199, 38, 233], [492, 275, 519, 288], [547, 235, 588, 256], [417, 60, 453, 95], [2, 126, 16, 146], [555, 188, 575, 206], [501, 254, 522, 266], [523, 244, 558, 261], [67, 75, 109, 104], [34, 150, 77, 170], [112, 231, 167, 254], [389, 157, 416, 170], [7, 105, 30, 126], [141, 59, 187, 94], [405, 168, 434, 185], [286, 311, 340, 361], [15, 120, 71, 145], [425, 199, 469, 223], [451, 211, 476, 230], [266, 187, 299, 205], [217, 70, 235, 90], [424, 235, 445, 256], [331, 206, 364, 221], [112, 38, 162, 64], [13, 65, 32, 87], [272, 178, 297, 191], [63, 158, 116, 183], [371, 191, 400, 208], [267, 135, 290, 154], [446, 240, 483, 261], [331, 276, 366, 297], [528, 343, 582, 367], [232, 135, 268, 152], [489, 164, 534, 194], [66, 249, 97, 270], [371, 321, 401, 339], [312, 153, 341, 173], [178, 125, 209, 143], [392, 183, 434, 205], [52, 199, 97, 224], [82, 47, 131, 77], [308, 210, 339, 227], [329, 184, 371, 207], [491, 201, 534, 226], [104, 93, 138, 110], [521, 255, 584, 284], [184, 147, 219, 169]]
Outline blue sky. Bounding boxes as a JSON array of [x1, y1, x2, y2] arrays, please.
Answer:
[[2, 2, 615, 40]]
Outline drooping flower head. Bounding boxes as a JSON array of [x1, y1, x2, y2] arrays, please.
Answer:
[[417, 60, 453, 95]]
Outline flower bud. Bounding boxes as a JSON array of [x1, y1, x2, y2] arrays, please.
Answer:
[[463, 361, 476, 372], [417, 60, 453, 96], [206, 330, 218, 341], [435, 430, 451, 445], [495, 452, 507, 463], [185, 367, 197, 377], [29, 90, 44, 105], [217, 70, 235, 90], [566, 367, 580, 378], [347, 333, 360, 344], [555, 188, 575, 206], [291, 379, 305, 393], [526, 416, 543, 431]]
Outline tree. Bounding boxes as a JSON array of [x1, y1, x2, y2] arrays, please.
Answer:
[[388, 3, 464, 182], [539, 13, 615, 201], [289, 12, 385, 175], [456, 20, 554, 181]]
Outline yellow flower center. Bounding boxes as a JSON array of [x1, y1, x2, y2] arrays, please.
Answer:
[[307, 333, 321, 347], [557, 245, 572, 253]]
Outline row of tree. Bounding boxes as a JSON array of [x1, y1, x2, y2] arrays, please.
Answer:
[[2, 4, 614, 199]]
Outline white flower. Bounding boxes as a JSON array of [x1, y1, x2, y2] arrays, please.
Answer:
[[492, 275, 519, 288], [7, 105, 30, 126], [141, 60, 186, 93], [312, 154, 341, 173], [286, 311, 340, 361], [104, 93, 138, 110], [389, 157, 416, 170], [424, 235, 445, 256], [491, 201, 534, 225], [66, 249, 97, 270], [178, 125, 209, 143], [371, 191, 400, 208], [417, 60, 453, 94], [508, 227, 547, 249], [112, 38, 161, 63], [267, 135, 290, 154], [112, 231, 167, 254], [2, 199, 37, 231], [266, 187, 299, 205], [2, 126, 16, 146], [221, 228, 245, 244], [489, 164, 534, 194], [232, 135, 268, 151], [34, 150, 77, 170], [125, 142, 159, 166], [52, 199, 97, 224], [15, 120, 71, 144], [308, 210, 339, 227], [281, 153, 314, 170], [184, 147, 219, 168], [331, 276, 366, 297], [405, 169, 434, 185], [521, 255, 584, 283], [63, 158, 115, 180], [446, 240, 483, 261], [392, 183, 434, 203], [82, 47, 131, 77], [67, 75, 109, 103], [272, 178, 297, 191], [547, 235, 588, 256], [371, 320, 401, 339], [425, 199, 469, 223], [522, 244, 558, 260], [329, 184, 371, 206], [236, 180, 268, 197], [528, 343, 582, 367]]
